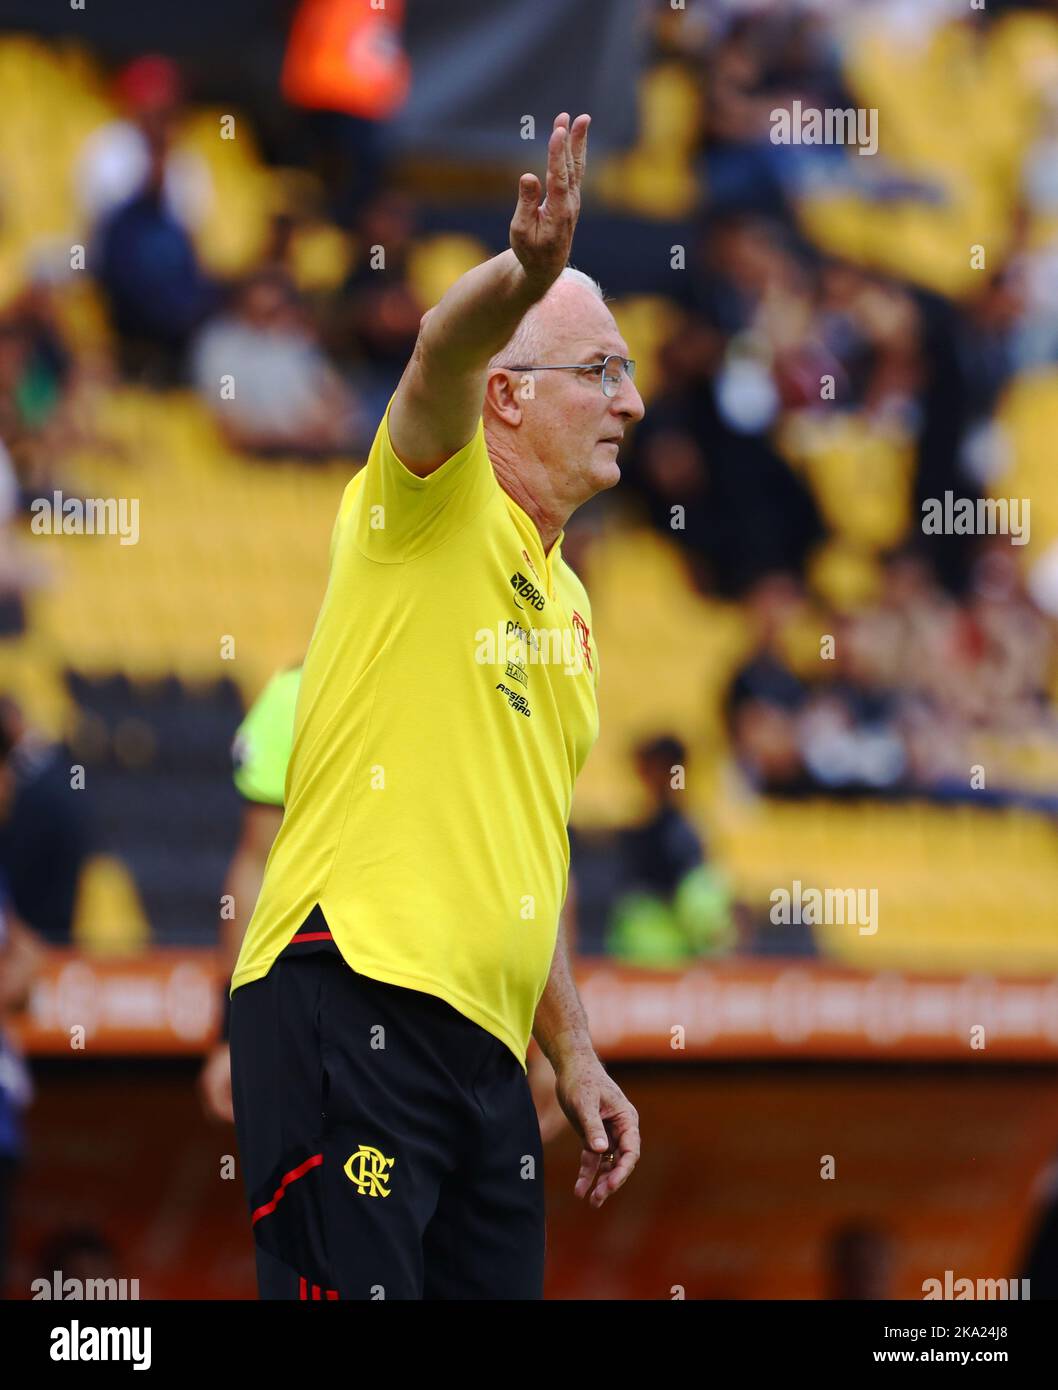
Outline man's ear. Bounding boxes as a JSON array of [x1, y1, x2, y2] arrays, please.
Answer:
[[484, 369, 525, 427]]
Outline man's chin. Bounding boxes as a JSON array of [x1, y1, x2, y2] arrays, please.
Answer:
[[588, 457, 621, 493]]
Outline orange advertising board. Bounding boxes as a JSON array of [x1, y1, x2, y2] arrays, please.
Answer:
[[11, 950, 1058, 1060]]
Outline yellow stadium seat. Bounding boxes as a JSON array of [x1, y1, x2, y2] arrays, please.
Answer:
[[72, 853, 152, 954]]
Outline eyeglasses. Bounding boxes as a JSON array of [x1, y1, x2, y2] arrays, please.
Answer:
[[504, 354, 636, 399]]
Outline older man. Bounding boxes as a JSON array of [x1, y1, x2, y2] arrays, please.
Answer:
[[230, 112, 643, 1300]]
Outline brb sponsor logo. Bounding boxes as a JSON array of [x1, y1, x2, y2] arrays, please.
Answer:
[[510, 570, 546, 611]]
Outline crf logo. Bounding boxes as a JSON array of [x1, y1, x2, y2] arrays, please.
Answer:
[[344, 1146, 395, 1197], [572, 610, 593, 673]]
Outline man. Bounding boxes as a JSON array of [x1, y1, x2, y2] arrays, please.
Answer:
[[230, 112, 643, 1300], [197, 666, 299, 1125], [605, 735, 736, 966], [0, 697, 92, 944], [200, 665, 567, 1141], [0, 720, 46, 1291]]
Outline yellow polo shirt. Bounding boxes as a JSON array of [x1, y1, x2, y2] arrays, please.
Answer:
[[231, 392, 600, 1067]]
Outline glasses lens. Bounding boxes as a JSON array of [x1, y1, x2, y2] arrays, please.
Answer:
[[602, 357, 624, 397]]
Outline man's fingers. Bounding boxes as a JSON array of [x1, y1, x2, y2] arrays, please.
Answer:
[[546, 122, 570, 203], [511, 173, 540, 244], [575, 1099, 609, 1155], [574, 1147, 603, 1199], [590, 1111, 640, 1206], [517, 172, 541, 209], [590, 1145, 637, 1206], [572, 1104, 610, 1199], [570, 113, 590, 183]]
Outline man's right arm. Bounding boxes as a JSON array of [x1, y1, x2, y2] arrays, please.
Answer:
[[388, 112, 590, 476]]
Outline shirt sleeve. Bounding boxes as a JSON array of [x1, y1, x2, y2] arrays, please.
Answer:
[[231, 668, 302, 806], [354, 391, 498, 563]]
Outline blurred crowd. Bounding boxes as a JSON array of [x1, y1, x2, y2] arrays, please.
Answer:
[[725, 548, 1054, 804], [2, 0, 1058, 971], [627, 2, 1058, 810], [4, 0, 1058, 1310]]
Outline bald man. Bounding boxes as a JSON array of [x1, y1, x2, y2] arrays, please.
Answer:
[[229, 113, 643, 1301]]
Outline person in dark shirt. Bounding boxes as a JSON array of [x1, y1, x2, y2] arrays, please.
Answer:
[[0, 698, 91, 944], [0, 718, 45, 1292], [606, 735, 735, 965], [618, 735, 704, 896], [95, 127, 218, 381]]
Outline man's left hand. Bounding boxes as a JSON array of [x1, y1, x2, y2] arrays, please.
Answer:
[[555, 1052, 640, 1207]]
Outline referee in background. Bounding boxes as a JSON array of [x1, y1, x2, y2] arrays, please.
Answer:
[[230, 112, 643, 1300]]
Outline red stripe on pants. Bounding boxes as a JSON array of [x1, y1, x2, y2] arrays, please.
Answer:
[[251, 1153, 323, 1227]]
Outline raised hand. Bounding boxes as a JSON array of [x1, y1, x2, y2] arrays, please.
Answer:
[[510, 112, 591, 291]]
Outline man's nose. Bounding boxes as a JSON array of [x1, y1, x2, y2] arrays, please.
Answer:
[[614, 376, 645, 422]]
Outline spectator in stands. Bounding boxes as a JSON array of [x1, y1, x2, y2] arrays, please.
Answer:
[[191, 269, 361, 456], [94, 123, 219, 383], [76, 54, 211, 234], [0, 899, 40, 1295], [330, 190, 425, 428], [280, 0, 411, 221], [627, 214, 825, 597], [798, 612, 908, 795], [0, 698, 92, 945], [0, 721, 46, 1293], [726, 575, 816, 797], [0, 294, 71, 458], [700, 9, 859, 216], [606, 735, 736, 966]]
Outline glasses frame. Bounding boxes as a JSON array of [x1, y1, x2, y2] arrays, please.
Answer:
[[503, 353, 636, 399]]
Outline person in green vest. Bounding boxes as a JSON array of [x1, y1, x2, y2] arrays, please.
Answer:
[[197, 666, 299, 1125], [606, 735, 736, 967]]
